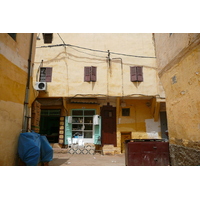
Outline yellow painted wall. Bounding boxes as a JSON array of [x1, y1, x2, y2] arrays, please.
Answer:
[[116, 99, 161, 152], [33, 33, 165, 153], [0, 33, 37, 165], [154, 33, 200, 149], [160, 46, 200, 145], [34, 33, 164, 99]]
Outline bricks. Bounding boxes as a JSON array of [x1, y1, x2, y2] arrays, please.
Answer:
[[31, 101, 41, 133]]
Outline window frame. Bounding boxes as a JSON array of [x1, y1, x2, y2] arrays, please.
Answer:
[[39, 67, 53, 82], [71, 109, 96, 140], [130, 66, 143, 82], [84, 66, 97, 82], [122, 108, 130, 116]]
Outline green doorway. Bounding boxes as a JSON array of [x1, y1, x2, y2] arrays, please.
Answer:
[[40, 109, 61, 143]]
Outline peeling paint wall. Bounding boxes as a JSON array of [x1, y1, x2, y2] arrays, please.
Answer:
[[154, 33, 200, 165], [34, 33, 164, 98], [0, 33, 37, 165], [116, 99, 162, 152], [34, 33, 165, 153]]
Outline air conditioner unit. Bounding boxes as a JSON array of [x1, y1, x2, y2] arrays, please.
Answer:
[[34, 82, 47, 91]]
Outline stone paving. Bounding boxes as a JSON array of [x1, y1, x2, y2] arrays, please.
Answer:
[[49, 152, 126, 166]]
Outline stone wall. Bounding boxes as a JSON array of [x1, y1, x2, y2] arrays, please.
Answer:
[[170, 144, 200, 166]]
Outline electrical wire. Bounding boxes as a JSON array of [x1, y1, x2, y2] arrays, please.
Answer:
[[36, 43, 156, 59], [57, 33, 66, 45], [68, 45, 106, 58]]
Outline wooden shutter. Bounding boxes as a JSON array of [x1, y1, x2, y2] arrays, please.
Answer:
[[45, 67, 53, 82], [40, 67, 52, 82], [84, 67, 91, 82], [39, 67, 46, 82], [137, 66, 143, 82], [130, 66, 137, 82], [91, 66, 97, 82]]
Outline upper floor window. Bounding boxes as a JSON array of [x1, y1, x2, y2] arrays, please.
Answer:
[[130, 66, 143, 82], [8, 33, 16, 40], [39, 67, 53, 82], [42, 33, 53, 43], [84, 66, 97, 82]]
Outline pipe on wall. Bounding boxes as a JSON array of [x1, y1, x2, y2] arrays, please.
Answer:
[[22, 33, 34, 132]]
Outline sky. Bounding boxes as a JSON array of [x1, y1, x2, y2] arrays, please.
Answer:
[[1, 0, 199, 33]]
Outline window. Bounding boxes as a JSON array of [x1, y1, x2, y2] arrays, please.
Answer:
[[122, 108, 130, 116], [39, 67, 53, 82], [71, 109, 96, 139], [130, 66, 143, 82], [42, 33, 53, 43], [84, 66, 97, 82], [8, 33, 16, 40]]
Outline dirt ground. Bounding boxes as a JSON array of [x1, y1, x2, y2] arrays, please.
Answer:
[[49, 152, 126, 166]]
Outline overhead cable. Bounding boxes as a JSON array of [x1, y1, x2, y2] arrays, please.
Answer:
[[36, 43, 156, 59], [57, 33, 66, 45]]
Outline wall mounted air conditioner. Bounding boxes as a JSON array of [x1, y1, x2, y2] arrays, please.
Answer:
[[34, 82, 47, 91]]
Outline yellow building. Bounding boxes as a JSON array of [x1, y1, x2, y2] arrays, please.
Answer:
[[33, 33, 166, 154], [0, 33, 37, 165], [153, 33, 200, 165]]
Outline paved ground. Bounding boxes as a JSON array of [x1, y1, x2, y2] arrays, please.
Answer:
[[49, 152, 126, 166]]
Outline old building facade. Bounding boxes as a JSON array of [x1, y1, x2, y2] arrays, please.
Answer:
[[153, 33, 200, 165], [33, 33, 167, 154], [0, 33, 37, 165]]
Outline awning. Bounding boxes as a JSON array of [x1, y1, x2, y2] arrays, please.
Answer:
[[70, 98, 98, 104]]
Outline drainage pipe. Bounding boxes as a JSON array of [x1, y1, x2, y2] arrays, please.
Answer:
[[22, 33, 34, 132]]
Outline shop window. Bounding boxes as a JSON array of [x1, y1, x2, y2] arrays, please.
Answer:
[[39, 67, 53, 82], [130, 66, 143, 82], [122, 108, 130, 116], [71, 109, 95, 139], [84, 66, 97, 82]]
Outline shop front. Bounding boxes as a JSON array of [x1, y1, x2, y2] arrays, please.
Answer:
[[65, 109, 101, 145]]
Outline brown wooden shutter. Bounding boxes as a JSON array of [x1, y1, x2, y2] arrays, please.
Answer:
[[45, 67, 53, 82], [91, 66, 97, 82], [39, 67, 52, 82], [39, 67, 46, 82], [137, 66, 143, 82], [84, 67, 91, 82], [130, 66, 137, 82]]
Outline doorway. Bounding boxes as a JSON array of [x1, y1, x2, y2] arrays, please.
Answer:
[[39, 109, 61, 143], [101, 105, 116, 146]]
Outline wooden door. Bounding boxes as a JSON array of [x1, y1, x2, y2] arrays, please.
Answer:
[[101, 105, 116, 147]]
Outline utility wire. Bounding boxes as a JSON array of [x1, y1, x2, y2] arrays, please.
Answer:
[[37, 43, 156, 59], [68, 45, 106, 58], [57, 33, 66, 45]]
